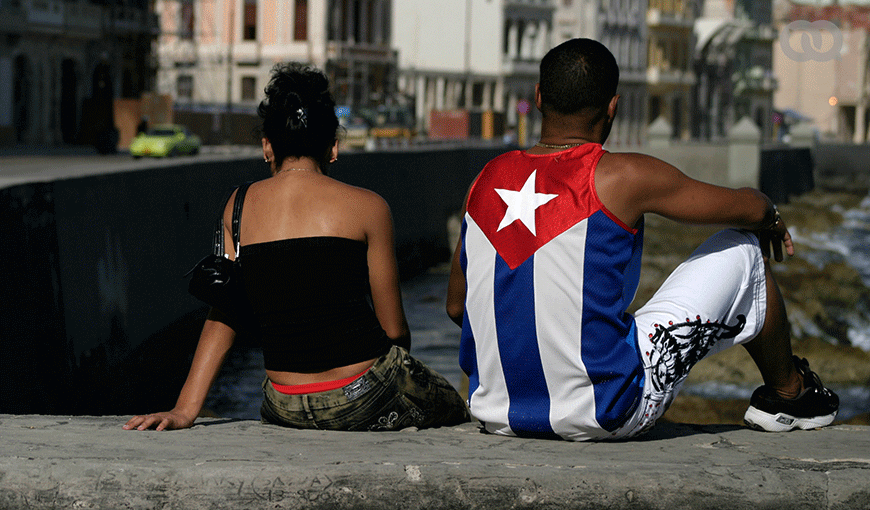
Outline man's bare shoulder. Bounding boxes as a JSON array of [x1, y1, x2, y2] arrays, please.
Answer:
[[600, 151, 671, 170], [598, 151, 683, 185]]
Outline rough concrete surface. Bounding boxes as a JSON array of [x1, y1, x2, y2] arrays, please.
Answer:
[[0, 415, 868, 509]]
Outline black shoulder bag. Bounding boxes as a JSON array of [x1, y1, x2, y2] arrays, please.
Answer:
[[186, 182, 252, 315]]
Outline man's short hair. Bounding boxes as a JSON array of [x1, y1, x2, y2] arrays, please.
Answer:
[[539, 38, 619, 115]]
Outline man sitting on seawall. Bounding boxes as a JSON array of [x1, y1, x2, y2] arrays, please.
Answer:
[[446, 38, 839, 441]]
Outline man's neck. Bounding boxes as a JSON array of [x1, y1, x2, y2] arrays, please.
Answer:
[[538, 112, 608, 147]]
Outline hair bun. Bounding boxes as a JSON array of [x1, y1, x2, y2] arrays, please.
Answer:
[[257, 62, 340, 169]]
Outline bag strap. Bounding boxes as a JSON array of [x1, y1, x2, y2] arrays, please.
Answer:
[[231, 182, 253, 258], [212, 215, 224, 257], [212, 186, 237, 258]]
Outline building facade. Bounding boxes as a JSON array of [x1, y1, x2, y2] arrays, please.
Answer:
[[773, 0, 870, 143], [693, 0, 778, 141], [156, 0, 395, 115], [391, 0, 504, 136], [552, 0, 647, 147], [645, 0, 698, 140], [391, 0, 556, 140], [0, 0, 155, 147]]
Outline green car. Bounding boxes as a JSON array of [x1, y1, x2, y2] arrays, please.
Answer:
[[130, 124, 202, 158]]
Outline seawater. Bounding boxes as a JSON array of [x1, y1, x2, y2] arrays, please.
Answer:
[[787, 192, 870, 351], [206, 192, 870, 421]]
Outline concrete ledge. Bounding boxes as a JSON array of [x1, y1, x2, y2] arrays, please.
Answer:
[[1, 415, 868, 509]]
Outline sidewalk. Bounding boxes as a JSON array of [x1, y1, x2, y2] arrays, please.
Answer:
[[0, 144, 262, 189], [1, 414, 867, 509]]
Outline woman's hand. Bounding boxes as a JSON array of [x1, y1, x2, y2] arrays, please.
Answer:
[[122, 312, 236, 432], [123, 409, 196, 431], [755, 212, 795, 262]]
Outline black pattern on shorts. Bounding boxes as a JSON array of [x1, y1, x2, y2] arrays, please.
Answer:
[[646, 314, 746, 393]]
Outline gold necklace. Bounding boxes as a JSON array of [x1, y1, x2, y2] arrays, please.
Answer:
[[535, 141, 584, 149]]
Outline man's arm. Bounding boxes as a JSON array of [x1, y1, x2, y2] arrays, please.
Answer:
[[446, 181, 476, 327], [446, 235, 466, 327], [595, 152, 792, 260]]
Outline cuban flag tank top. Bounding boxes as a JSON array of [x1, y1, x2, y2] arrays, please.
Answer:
[[459, 143, 645, 441]]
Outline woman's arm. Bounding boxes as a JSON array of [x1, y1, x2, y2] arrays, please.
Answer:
[[124, 200, 241, 431], [364, 193, 411, 351]]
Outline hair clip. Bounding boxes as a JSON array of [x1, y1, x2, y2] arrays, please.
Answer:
[[297, 108, 308, 128]]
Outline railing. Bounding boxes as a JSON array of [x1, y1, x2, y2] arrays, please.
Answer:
[[504, 0, 555, 7], [64, 1, 101, 35], [26, 0, 64, 26]]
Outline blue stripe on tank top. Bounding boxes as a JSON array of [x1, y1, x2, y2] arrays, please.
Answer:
[[493, 253, 559, 439], [581, 211, 644, 432]]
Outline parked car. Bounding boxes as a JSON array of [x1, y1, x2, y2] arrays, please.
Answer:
[[130, 124, 201, 158]]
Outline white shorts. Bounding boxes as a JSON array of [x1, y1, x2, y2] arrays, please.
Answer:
[[615, 229, 768, 438]]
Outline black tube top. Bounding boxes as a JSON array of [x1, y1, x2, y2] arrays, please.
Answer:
[[237, 236, 391, 372]]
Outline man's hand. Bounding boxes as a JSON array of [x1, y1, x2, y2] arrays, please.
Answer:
[[123, 409, 196, 431], [755, 213, 795, 262]]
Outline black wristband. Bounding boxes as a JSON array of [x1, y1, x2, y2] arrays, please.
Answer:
[[762, 206, 781, 230]]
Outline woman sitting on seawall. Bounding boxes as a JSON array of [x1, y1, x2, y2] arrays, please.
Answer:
[[124, 63, 470, 432]]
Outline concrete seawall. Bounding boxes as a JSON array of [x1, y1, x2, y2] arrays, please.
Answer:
[[1, 415, 868, 509]]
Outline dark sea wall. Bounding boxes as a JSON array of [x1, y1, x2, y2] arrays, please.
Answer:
[[814, 143, 870, 190], [0, 147, 508, 415]]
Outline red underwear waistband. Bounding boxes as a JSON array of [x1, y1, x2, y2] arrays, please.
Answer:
[[270, 367, 371, 395]]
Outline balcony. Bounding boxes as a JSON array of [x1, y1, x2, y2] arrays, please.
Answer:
[[504, 0, 555, 8], [505, 0, 555, 22], [502, 55, 538, 78], [0, 2, 27, 35], [647, 67, 696, 88], [647, 8, 694, 29], [743, 24, 777, 43], [732, 67, 778, 95], [27, 0, 64, 26], [327, 42, 397, 64], [64, 1, 102, 39], [600, 3, 644, 30], [108, 5, 151, 35]]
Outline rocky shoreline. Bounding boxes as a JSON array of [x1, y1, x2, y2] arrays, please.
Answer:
[[640, 186, 870, 426]]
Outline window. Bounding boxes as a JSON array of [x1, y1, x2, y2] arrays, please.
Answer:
[[180, 0, 194, 40], [649, 96, 661, 125], [241, 76, 256, 101], [472, 83, 484, 108], [176, 75, 193, 100], [244, 0, 257, 41], [294, 0, 308, 41]]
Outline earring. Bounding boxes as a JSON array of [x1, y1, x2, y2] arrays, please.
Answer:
[[265, 157, 271, 163], [329, 157, 337, 163]]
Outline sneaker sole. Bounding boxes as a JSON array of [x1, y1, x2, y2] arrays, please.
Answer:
[[743, 406, 837, 432]]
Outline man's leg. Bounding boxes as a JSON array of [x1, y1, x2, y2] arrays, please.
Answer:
[[741, 260, 839, 432], [740, 260, 803, 399], [628, 229, 837, 436], [626, 229, 771, 437]]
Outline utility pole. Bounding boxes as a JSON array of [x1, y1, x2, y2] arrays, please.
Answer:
[[855, 30, 869, 144], [465, 0, 472, 108]]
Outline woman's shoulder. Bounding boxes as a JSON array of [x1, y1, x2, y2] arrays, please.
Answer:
[[329, 179, 390, 211]]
